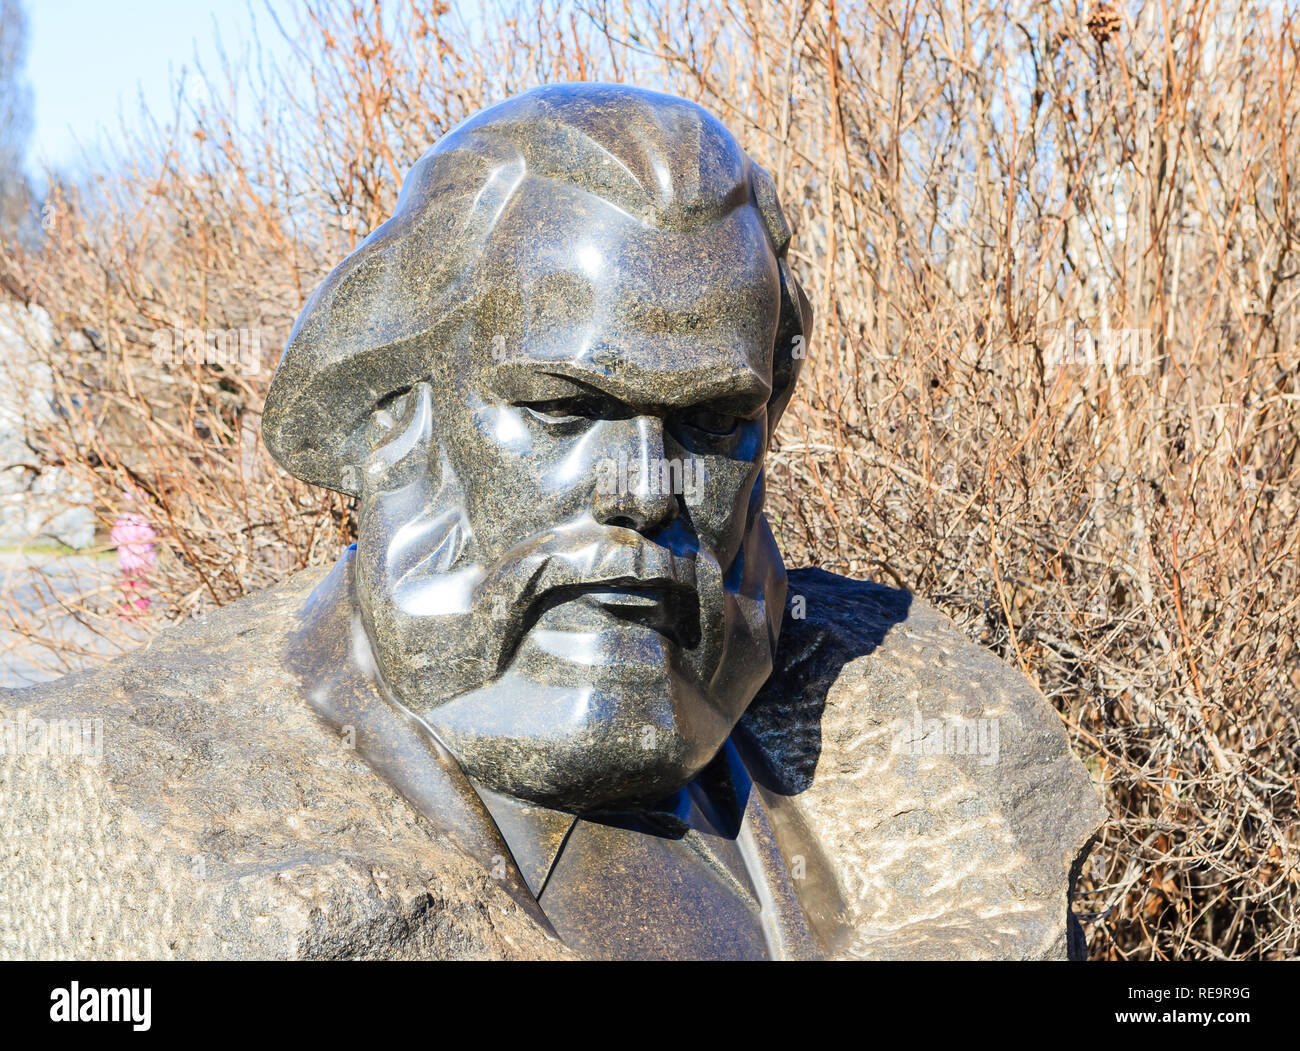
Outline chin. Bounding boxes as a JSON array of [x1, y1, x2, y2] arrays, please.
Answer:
[[420, 671, 732, 811]]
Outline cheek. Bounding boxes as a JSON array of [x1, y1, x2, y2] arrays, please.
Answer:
[[688, 460, 761, 552], [547, 426, 607, 490], [444, 401, 535, 519], [449, 402, 595, 550], [357, 480, 409, 566], [474, 402, 534, 453], [689, 422, 766, 536], [355, 479, 432, 582], [353, 496, 396, 625]]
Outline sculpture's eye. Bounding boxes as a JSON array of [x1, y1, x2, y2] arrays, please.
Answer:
[[519, 398, 601, 425], [367, 389, 416, 450], [679, 407, 741, 436]]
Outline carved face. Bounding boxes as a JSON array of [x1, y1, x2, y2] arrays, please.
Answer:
[[353, 191, 790, 811]]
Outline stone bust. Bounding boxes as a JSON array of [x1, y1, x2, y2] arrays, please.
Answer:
[[0, 84, 1103, 961]]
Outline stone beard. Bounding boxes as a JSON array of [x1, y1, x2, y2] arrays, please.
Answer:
[[353, 377, 788, 812]]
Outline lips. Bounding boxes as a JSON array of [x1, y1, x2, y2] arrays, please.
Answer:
[[524, 577, 699, 648], [536, 535, 698, 597], [480, 521, 699, 618], [524, 530, 700, 642], [583, 585, 674, 609]]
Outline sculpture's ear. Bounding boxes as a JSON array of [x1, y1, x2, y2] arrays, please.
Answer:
[[750, 163, 811, 436], [767, 259, 812, 437]]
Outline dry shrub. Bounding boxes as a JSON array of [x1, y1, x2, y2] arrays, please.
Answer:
[[1, 0, 1296, 958]]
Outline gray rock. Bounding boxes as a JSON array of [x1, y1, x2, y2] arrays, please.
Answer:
[[0, 303, 95, 550], [0, 563, 1102, 959], [748, 569, 1104, 959], [0, 570, 570, 961]]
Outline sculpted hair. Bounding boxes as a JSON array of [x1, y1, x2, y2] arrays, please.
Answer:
[[263, 83, 812, 495]]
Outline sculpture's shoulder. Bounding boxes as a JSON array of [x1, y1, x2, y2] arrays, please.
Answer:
[[0, 569, 566, 960], [745, 567, 1105, 960]]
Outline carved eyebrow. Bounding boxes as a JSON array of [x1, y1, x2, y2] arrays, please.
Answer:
[[486, 359, 771, 414], [488, 367, 617, 404]]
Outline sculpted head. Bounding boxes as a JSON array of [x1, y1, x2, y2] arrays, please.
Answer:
[[264, 83, 811, 811]]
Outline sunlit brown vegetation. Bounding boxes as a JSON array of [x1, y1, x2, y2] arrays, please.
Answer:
[[1, 0, 1297, 958]]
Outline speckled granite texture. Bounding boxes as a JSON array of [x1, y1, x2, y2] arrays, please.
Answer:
[[0, 564, 1102, 959]]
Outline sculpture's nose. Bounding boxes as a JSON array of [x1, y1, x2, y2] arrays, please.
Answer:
[[592, 416, 679, 534]]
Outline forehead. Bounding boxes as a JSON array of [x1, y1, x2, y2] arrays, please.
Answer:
[[470, 182, 781, 407]]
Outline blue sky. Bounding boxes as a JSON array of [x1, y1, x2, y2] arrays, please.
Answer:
[[23, 0, 301, 176]]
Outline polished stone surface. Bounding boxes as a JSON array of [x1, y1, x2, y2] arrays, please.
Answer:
[[264, 84, 810, 817], [285, 547, 848, 959]]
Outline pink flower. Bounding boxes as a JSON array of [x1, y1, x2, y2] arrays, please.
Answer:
[[111, 513, 158, 573]]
